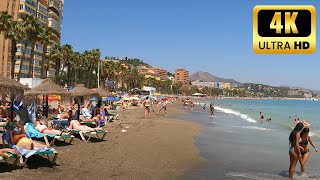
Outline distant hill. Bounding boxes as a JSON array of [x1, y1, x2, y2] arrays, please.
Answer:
[[190, 71, 241, 85]]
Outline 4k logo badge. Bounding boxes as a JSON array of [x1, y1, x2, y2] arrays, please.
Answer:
[[253, 5, 316, 54]]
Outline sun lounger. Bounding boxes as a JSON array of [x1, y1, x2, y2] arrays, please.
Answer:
[[13, 145, 58, 166], [0, 118, 7, 132], [2, 133, 58, 166], [25, 123, 74, 146], [0, 151, 20, 166], [67, 128, 107, 142]]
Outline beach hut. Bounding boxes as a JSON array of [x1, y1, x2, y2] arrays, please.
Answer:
[[24, 79, 69, 117], [0, 76, 26, 121], [69, 84, 98, 120]]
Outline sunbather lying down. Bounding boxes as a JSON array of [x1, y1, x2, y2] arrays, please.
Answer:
[[0, 121, 6, 126], [68, 120, 101, 132], [81, 115, 100, 124], [0, 148, 17, 158], [9, 121, 50, 150], [35, 119, 69, 136]]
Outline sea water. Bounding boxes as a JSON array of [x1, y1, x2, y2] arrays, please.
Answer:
[[181, 100, 320, 179]]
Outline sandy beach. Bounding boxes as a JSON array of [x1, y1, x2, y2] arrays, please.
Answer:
[[0, 102, 205, 180]]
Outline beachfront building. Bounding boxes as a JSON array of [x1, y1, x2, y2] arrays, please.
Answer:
[[0, 0, 64, 79], [223, 82, 231, 89], [139, 68, 161, 80], [0, 0, 19, 77], [174, 68, 189, 85], [149, 67, 167, 81], [214, 82, 224, 89], [191, 80, 215, 88], [142, 86, 156, 95]]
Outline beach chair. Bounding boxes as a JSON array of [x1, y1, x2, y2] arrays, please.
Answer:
[[25, 122, 74, 146], [0, 118, 7, 131], [0, 151, 20, 167], [2, 133, 58, 166], [52, 120, 107, 142], [67, 128, 107, 142]]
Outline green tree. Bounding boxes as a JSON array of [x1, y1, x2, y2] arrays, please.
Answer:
[[18, 15, 40, 81], [38, 28, 55, 78], [0, 12, 23, 79]]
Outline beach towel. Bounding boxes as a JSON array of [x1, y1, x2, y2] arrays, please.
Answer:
[[12, 145, 54, 158], [2, 132, 14, 147], [25, 123, 55, 139], [27, 100, 37, 123]]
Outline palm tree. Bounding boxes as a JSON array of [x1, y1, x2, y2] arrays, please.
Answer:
[[38, 28, 55, 78], [0, 12, 23, 79], [18, 15, 40, 81]]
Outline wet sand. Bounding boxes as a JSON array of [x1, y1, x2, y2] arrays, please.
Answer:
[[0, 102, 204, 180]]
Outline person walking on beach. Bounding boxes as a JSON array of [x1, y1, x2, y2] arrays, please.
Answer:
[[298, 127, 319, 176], [288, 122, 304, 179], [203, 104, 206, 110], [210, 103, 214, 116], [143, 97, 151, 119], [157, 99, 168, 116]]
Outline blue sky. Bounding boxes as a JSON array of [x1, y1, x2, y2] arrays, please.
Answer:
[[61, 0, 320, 90]]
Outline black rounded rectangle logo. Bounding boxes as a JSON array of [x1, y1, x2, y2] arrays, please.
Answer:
[[258, 10, 311, 37]]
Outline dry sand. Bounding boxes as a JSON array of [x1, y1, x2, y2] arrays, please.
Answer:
[[0, 102, 205, 180]]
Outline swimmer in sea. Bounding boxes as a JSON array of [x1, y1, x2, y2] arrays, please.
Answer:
[[260, 112, 264, 120]]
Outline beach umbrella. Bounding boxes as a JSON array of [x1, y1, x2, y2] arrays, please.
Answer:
[[69, 84, 98, 120], [94, 87, 114, 97], [129, 97, 140, 100], [0, 76, 25, 98], [24, 79, 69, 117], [0, 76, 26, 121], [103, 97, 120, 101], [24, 79, 69, 96], [68, 84, 98, 97]]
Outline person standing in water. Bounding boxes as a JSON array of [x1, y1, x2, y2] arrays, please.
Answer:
[[298, 127, 319, 176], [288, 122, 304, 179], [210, 103, 214, 116], [260, 112, 264, 120]]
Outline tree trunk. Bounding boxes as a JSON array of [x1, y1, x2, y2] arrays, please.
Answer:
[[10, 39, 17, 79], [28, 43, 35, 78], [41, 45, 47, 78], [17, 42, 28, 82]]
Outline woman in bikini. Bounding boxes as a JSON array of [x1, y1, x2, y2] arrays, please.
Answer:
[[288, 122, 304, 179], [9, 121, 49, 150], [298, 127, 318, 175], [34, 118, 68, 135], [143, 97, 151, 119]]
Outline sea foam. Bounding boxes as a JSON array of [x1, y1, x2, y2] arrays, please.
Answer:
[[215, 106, 257, 123]]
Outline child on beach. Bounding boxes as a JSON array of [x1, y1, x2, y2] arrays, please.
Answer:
[[157, 99, 168, 116]]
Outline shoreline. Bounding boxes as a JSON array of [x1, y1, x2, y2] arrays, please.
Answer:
[[0, 102, 205, 180]]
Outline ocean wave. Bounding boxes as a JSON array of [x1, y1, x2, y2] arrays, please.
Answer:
[[226, 172, 286, 180], [242, 126, 271, 131], [215, 107, 257, 123], [208, 122, 271, 131]]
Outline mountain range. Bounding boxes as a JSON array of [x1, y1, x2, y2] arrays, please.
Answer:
[[190, 71, 241, 85]]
